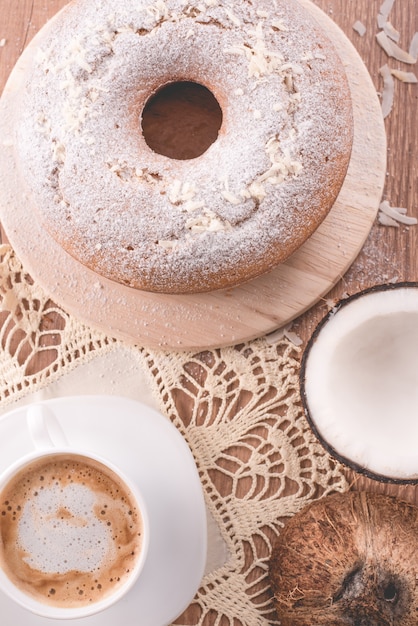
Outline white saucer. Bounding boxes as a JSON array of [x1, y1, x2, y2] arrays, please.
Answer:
[[0, 395, 207, 626]]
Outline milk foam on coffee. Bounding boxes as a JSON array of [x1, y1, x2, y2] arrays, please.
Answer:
[[18, 483, 115, 573], [0, 454, 143, 608]]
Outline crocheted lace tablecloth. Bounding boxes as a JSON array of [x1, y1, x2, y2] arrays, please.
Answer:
[[0, 244, 348, 625]]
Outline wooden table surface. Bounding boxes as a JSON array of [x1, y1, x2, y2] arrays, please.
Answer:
[[0, 0, 417, 619]]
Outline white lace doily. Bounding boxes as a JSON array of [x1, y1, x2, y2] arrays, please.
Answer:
[[0, 244, 348, 625]]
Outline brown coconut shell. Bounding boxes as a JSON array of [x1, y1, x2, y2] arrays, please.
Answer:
[[269, 492, 418, 626]]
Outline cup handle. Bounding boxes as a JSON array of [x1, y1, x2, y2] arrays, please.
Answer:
[[27, 404, 69, 450]]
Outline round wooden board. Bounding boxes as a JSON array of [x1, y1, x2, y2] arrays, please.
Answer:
[[0, 0, 386, 350]]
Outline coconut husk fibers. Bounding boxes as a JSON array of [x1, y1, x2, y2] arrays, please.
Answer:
[[269, 492, 418, 626]]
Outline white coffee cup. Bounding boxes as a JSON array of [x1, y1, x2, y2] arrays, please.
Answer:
[[0, 403, 149, 620]]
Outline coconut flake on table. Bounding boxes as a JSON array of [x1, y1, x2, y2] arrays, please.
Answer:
[[377, 0, 395, 28], [0, 38, 6, 47], [265, 324, 303, 346], [378, 200, 418, 227], [352, 21, 366, 37], [376, 31, 417, 64], [379, 64, 395, 118], [322, 292, 350, 313], [391, 68, 418, 83], [410, 32, 418, 60], [376, 0, 400, 41], [382, 21, 400, 42]]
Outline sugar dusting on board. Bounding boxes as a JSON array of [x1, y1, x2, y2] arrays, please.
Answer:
[[14, 0, 353, 294]]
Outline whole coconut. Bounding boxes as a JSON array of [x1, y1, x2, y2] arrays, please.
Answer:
[[269, 492, 418, 626]]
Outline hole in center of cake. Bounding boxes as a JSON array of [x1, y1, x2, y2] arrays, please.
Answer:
[[141, 81, 223, 160]]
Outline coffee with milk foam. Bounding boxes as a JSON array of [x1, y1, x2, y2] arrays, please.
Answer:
[[0, 454, 143, 608]]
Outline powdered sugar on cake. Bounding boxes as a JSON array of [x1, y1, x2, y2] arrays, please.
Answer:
[[14, 0, 353, 293]]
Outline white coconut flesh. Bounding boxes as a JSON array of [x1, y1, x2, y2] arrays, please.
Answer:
[[303, 286, 418, 480]]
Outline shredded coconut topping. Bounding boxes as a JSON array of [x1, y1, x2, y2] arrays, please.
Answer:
[[13, 0, 353, 293], [186, 209, 231, 233], [225, 23, 286, 78]]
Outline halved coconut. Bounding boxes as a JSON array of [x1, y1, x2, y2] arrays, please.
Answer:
[[301, 283, 418, 483]]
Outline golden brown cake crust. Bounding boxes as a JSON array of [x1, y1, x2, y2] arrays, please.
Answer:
[[14, 0, 353, 294]]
